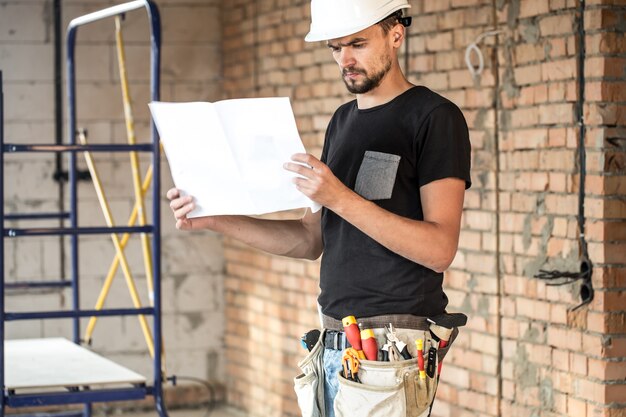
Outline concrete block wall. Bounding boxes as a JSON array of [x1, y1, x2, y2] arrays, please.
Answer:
[[1, 0, 225, 395], [221, 1, 626, 417]]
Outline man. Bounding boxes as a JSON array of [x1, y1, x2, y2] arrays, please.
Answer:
[[168, 0, 471, 415]]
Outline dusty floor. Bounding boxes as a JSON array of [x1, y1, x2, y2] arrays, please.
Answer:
[[8, 405, 246, 417], [123, 406, 247, 417]]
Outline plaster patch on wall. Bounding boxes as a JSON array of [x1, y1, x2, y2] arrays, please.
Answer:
[[540, 377, 554, 410], [506, 0, 520, 29], [502, 38, 520, 99], [514, 345, 538, 388], [185, 312, 205, 331], [522, 216, 554, 277], [520, 20, 540, 44], [459, 294, 474, 315], [543, 41, 553, 60], [522, 325, 540, 342], [476, 295, 491, 318], [42, 0, 52, 44]]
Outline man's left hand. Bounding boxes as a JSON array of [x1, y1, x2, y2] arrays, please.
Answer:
[[284, 153, 351, 209]]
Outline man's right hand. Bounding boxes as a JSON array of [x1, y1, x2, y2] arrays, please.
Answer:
[[165, 188, 323, 260], [166, 187, 198, 230]]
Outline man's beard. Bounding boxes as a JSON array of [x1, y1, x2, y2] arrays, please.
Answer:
[[342, 56, 392, 94]]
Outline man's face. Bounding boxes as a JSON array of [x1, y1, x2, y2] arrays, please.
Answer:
[[327, 25, 394, 94]]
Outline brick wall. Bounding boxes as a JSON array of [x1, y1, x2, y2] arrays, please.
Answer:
[[1, 0, 224, 392], [221, 1, 626, 417], [4, 0, 624, 415]]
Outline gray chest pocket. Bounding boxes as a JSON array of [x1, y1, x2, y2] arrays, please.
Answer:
[[354, 151, 401, 200]]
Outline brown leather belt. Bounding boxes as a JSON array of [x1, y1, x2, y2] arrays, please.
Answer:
[[321, 313, 430, 331]]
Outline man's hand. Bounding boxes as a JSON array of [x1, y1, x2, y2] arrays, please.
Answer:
[[285, 153, 465, 271], [284, 153, 352, 209], [165, 186, 323, 259], [166, 188, 199, 230]]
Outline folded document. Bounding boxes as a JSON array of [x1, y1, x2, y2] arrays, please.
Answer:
[[149, 98, 321, 217]]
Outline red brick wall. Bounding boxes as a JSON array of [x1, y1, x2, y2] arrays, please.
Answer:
[[221, 1, 626, 416]]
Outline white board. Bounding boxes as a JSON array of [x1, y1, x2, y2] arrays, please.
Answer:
[[5, 338, 146, 389]]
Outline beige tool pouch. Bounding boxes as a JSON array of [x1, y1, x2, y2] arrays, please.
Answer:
[[293, 329, 326, 417], [334, 328, 442, 417], [294, 327, 456, 417]]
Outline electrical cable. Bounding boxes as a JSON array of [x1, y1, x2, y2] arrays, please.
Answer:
[[464, 30, 503, 77], [172, 376, 219, 417], [532, 0, 593, 311], [534, 268, 589, 284]]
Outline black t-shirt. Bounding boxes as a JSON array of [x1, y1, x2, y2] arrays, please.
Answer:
[[318, 86, 472, 320]]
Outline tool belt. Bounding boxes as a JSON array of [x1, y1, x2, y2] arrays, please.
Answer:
[[323, 330, 350, 351], [294, 313, 465, 417], [321, 313, 430, 332]]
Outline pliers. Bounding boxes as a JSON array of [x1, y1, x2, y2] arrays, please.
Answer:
[[342, 348, 361, 383], [384, 324, 412, 361]]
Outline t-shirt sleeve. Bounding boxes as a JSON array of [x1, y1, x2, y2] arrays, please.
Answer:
[[416, 102, 472, 189]]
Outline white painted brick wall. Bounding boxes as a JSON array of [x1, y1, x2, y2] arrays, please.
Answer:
[[2, 0, 225, 389]]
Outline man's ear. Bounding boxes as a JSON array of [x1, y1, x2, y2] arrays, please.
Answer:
[[391, 25, 404, 47]]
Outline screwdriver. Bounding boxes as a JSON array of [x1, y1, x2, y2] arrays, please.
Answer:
[[342, 316, 365, 359], [416, 339, 426, 380], [438, 339, 448, 376], [360, 329, 378, 360]]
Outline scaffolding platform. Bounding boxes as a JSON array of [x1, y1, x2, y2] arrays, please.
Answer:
[[5, 338, 146, 390]]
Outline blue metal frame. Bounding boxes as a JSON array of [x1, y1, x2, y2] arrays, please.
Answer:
[[5, 225, 153, 237], [4, 144, 153, 153], [5, 213, 70, 221], [9, 412, 86, 417], [4, 281, 72, 290], [1, 70, 6, 417], [7, 387, 149, 408], [1, 1, 166, 416], [5, 307, 155, 321]]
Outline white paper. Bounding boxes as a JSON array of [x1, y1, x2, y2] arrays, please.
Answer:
[[149, 98, 321, 217]]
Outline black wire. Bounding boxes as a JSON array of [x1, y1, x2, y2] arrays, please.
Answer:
[[534, 269, 586, 281], [534, 269, 587, 286], [533, 0, 593, 311], [576, 0, 588, 258], [173, 376, 219, 417]]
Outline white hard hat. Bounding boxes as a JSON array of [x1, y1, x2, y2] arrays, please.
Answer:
[[305, 0, 412, 42]]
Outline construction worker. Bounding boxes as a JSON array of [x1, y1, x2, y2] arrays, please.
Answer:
[[167, 0, 471, 415]]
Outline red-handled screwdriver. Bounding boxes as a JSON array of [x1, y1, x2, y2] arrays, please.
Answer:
[[416, 339, 426, 380], [360, 329, 378, 361], [437, 339, 448, 376], [342, 316, 365, 359]]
